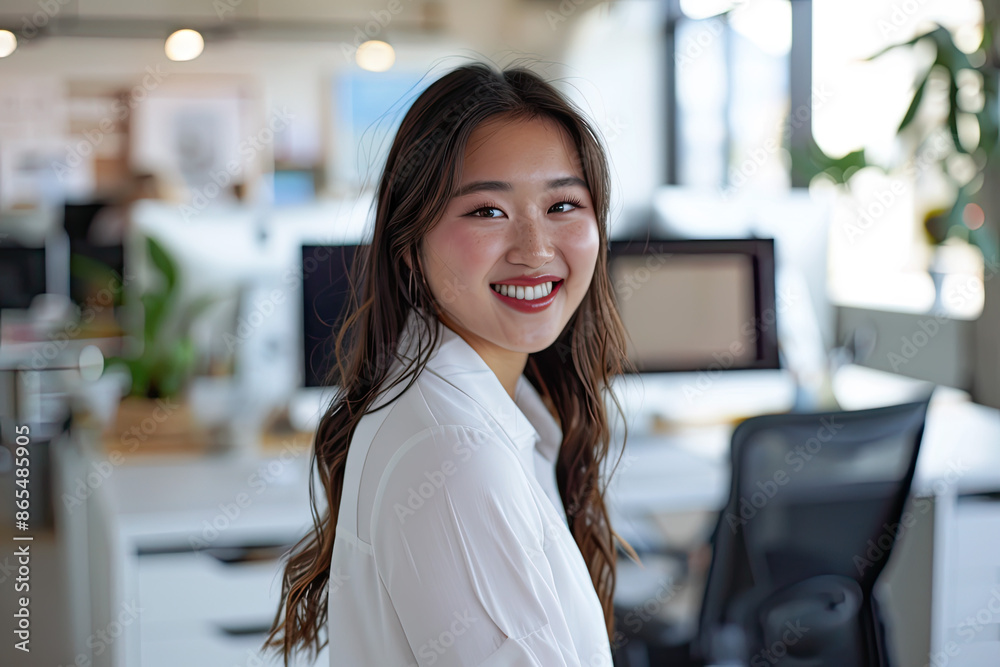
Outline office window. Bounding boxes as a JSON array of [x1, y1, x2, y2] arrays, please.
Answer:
[[814, 0, 987, 317], [674, 0, 791, 194]]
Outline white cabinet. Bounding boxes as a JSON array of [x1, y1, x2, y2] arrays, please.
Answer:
[[941, 496, 1000, 666], [56, 433, 329, 667]]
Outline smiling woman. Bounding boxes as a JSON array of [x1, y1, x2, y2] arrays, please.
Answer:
[[414, 115, 601, 398], [264, 62, 638, 667]]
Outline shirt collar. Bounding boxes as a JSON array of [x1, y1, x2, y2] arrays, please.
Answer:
[[396, 308, 563, 463]]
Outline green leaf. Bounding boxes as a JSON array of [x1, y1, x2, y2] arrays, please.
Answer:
[[146, 236, 177, 294], [865, 29, 937, 61], [789, 137, 870, 185], [947, 73, 968, 153], [978, 71, 1000, 156], [70, 253, 116, 284], [930, 25, 973, 72], [140, 292, 169, 343], [898, 69, 931, 132]]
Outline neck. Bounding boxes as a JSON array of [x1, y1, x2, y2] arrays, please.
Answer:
[[437, 314, 527, 402]]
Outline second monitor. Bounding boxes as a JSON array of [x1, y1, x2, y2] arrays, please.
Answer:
[[607, 238, 779, 373]]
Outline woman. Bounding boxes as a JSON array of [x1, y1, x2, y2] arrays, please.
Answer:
[[265, 62, 637, 666]]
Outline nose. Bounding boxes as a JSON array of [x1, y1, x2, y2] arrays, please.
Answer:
[[507, 209, 555, 268]]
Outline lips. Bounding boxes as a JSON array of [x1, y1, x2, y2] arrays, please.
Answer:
[[490, 279, 563, 312], [489, 280, 560, 300]]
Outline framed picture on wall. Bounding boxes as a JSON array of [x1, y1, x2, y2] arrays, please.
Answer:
[[332, 69, 428, 187]]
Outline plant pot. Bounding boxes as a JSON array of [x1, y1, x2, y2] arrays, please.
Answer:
[[102, 395, 213, 456]]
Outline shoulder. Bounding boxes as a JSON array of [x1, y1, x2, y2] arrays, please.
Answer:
[[370, 424, 545, 564], [368, 368, 501, 454], [375, 423, 524, 500]]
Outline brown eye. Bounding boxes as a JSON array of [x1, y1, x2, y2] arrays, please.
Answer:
[[470, 206, 503, 218], [548, 200, 582, 214]]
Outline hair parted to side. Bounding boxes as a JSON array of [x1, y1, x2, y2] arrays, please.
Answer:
[[263, 61, 639, 665]]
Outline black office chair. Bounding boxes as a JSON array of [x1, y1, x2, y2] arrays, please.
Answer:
[[693, 398, 931, 666]]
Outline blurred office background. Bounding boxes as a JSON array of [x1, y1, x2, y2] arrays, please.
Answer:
[[0, 0, 999, 665]]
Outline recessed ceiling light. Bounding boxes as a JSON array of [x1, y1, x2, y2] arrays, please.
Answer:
[[165, 29, 204, 62], [356, 40, 395, 72], [0, 30, 17, 58]]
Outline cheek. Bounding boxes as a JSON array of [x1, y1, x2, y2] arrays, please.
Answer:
[[423, 222, 500, 287], [561, 219, 600, 279]]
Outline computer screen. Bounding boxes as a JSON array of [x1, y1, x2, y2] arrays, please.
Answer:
[[64, 202, 125, 307], [0, 246, 47, 310], [608, 238, 779, 373], [301, 244, 363, 387]]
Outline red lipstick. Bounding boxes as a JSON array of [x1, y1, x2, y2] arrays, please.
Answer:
[[490, 279, 563, 313]]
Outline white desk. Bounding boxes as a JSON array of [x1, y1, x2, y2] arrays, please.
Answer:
[[54, 432, 327, 667]]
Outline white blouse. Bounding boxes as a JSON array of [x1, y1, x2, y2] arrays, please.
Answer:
[[327, 309, 614, 666]]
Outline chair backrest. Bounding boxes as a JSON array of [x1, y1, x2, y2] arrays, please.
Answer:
[[695, 398, 931, 666]]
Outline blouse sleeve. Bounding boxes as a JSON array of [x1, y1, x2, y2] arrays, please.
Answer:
[[371, 424, 586, 667]]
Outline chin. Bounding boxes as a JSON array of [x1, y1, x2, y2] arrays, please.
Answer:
[[503, 329, 562, 354]]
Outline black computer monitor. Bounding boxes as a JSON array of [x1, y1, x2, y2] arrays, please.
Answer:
[[63, 202, 125, 307], [0, 246, 47, 310], [301, 244, 363, 387], [607, 238, 779, 373]]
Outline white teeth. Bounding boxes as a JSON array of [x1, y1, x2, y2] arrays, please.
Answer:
[[490, 281, 556, 300]]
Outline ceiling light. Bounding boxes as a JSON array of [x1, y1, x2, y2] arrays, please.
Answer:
[[0, 30, 16, 58], [165, 29, 204, 62], [356, 40, 395, 72]]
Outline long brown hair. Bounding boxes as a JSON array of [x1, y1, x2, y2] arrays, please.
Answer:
[[264, 61, 638, 664]]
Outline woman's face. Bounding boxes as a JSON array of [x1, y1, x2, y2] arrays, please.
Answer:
[[418, 115, 600, 359]]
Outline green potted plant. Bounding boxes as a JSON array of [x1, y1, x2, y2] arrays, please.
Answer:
[[102, 236, 215, 452], [795, 3, 999, 263]]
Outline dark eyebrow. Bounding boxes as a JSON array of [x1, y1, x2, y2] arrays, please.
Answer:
[[451, 176, 588, 199]]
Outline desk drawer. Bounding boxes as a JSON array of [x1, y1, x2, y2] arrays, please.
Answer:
[[137, 549, 285, 625], [140, 620, 326, 667]]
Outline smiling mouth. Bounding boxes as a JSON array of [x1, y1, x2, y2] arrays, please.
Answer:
[[489, 280, 563, 300]]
